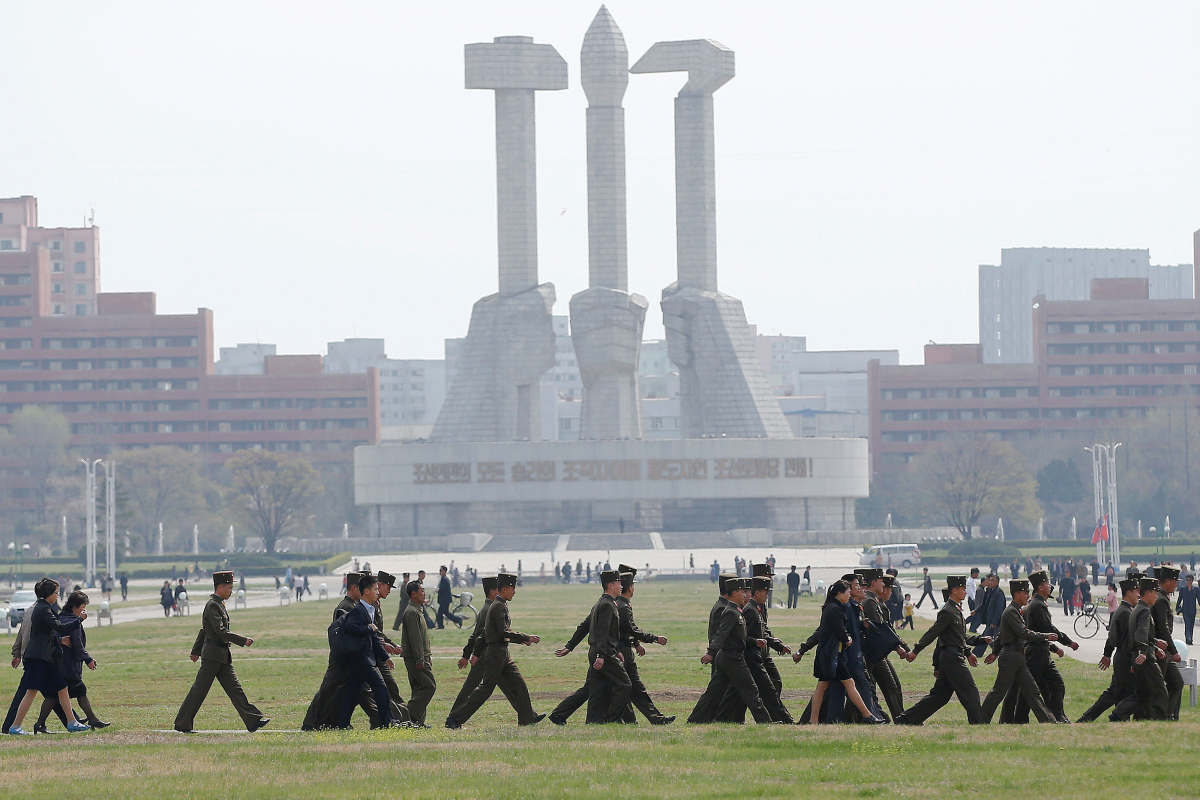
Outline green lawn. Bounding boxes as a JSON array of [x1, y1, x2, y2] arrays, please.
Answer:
[[1, 581, 1194, 799]]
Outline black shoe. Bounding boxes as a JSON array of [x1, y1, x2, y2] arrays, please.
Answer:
[[173, 727, 194, 734], [548, 714, 567, 726], [864, 715, 887, 724], [651, 715, 675, 725], [32, 723, 57, 735], [892, 716, 919, 726], [445, 717, 462, 730], [88, 720, 111, 729], [248, 718, 271, 733], [520, 713, 546, 726]]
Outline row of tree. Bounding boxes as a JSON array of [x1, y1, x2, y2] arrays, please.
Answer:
[[4, 407, 362, 555], [860, 400, 1200, 539]]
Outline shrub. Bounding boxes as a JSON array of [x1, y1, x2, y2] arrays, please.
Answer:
[[947, 538, 1022, 558]]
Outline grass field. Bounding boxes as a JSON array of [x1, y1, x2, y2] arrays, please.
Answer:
[[1, 580, 1196, 799]]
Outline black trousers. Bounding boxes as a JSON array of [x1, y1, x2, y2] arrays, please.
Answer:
[[687, 651, 771, 724], [1163, 658, 1184, 721], [301, 656, 383, 730], [896, 653, 983, 724], [174, 659, 267, 731], [1004, 647, 1065, 723], [550, 683, 590, 722], [619, 646, 670, 724], [916, 588, 939, 609], [436, 604, 462, 628], [1113, 657, 1168, 720], [1184, 613, 1195, 645], [1078, 653, 1132, 722], [981, 648, 1054, 724], [787, 588, 799, 608], [337, 660, 392, 728], [713, 655, 792, 723], [585, 653, 632, 724], [867, 657, 905, 720], [451, 646, 538, 725]]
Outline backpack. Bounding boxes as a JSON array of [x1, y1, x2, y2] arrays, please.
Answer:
[[327, 611, 360, 659]]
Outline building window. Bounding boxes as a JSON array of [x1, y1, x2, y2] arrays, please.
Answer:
[[73, 262, 85, 273], [73, 242, 85, 253], [52, 304, 63, 315], [75, 304, 87, 316], [52, 284, 64, 294], [0, 241, 13, 250], [51, 241, 62, 251], [52, 262, 63, 272], [74, 283, 87, 295]]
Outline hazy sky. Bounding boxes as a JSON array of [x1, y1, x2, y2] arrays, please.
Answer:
[[4, 2, 1198, 364]]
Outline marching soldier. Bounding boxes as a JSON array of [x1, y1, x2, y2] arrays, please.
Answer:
[[615, 568, 674, 724], [979, 579, 1057, 724], [1003, 570, 1077, 723], [400, 580, 437, 727], [445, 573, 545, 728], [688, 577, 772, 724], [301, 573, 385, 730], [862, 571, 911, 721], [1114, 577, 1169, 720], [752, 564, 790, 706], [583, 570, 632, 724], [715, 572, 793, 723], [448, 576, 499, 723], [894, 576, 991, 725], [174, 571, 269, 733], [372, 572, 410, 723], [1077, 578, 1139, 722], [1151, 565, 1185, 720]]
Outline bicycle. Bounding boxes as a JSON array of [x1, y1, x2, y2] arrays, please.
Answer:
[[1073, 602, 1110, 639], [421, 590, 477, 630]]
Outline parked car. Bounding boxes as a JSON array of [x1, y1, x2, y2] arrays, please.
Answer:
[[5, 589, 36, 628], [859, 544, 922, 569]]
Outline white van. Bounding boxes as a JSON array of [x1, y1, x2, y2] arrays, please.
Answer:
[[859, 544, 922, 569]]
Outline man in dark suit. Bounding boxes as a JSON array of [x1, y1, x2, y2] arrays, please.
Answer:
[[436, 566, 462, 629], [1176, 573, 1200, 645], [786, 566, 801, 609], [335, 573, 395, 729], [174, 571, 269, 733], [916, 568, 938, 609]]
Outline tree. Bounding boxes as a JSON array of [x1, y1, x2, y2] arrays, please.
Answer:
[[910, 434, 1041, 539], [1035, 458, 1085, 504], [2, 407, 71, 526], [225, 451, 322, 554], [111, 446, 209, 552]]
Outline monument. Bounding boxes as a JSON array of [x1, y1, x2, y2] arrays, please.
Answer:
[[357, 11, 867, 545], [631, 40, 793, 439], [569, 6, 649, 441], [430, 36, 567, 443]]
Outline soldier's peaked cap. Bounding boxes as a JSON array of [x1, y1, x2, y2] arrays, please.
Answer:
[[733, 578, 752, 591], [618, 564, 638, 576], [752, 563, 773, 577], [481, 576, 499, 593], [1139, 577, 1160, 593], [213, 570, 234, 587], [1118, 578, 1139, 593], [946, 575, 967, 589], [376, 571, 397, 588], [1157, 565, 1181, 581], [1028, 570, 1050, 587], [497, 573, 517, 588], [620, 572, 636, 589], [718, 574, 736, 594], [752, 576, 772, 592], [861, 568, 884, 583], [882, 575, 897, 588], [1009, 579, 1030, 594], [600, 570, 621, 585]]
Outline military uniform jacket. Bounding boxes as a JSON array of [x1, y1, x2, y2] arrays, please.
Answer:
[[373, 601, 398, 648], [1152, 593, 1179, 657], [462, 598, 492, 659], [994, 601, 1052, 650], [190, 594, 248, 665], [588, 594, 622, 660], [911, 600, 985, 658], [616, 595, 657, 648], [1025, 593, 1073, 649], [757, 602, 787, 656], [401, 603, 432, 667], [482, 598, 530, 646], [1126, 601, 1156, 660], [1103, 601, 1133, 660], [707, 598, 749, 656], [741, 600, 768, 661]]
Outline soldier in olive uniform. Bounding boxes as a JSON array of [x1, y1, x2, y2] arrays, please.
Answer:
[[174, 571, 269, 733], [372, 572, 410, 723], [1078, 578, 1139, 722], [862, 571, 911, 720], [688, 577, 772, 724], [894, 576, 991, 725], [1113, 577, 1169, 720], [1151, 565, 1185, 720], [1002, 570, 1078, 723], [715, 574, 792, 723], [445, 573, 545, 728], [616, 568, 673, 724], [400, 580, 436, 727], [751, 564, 790, 706], [979, 579, 1057, 723], [448, 576, 503, 723], [581, 570, 633, 723], [301, 573, 385, 730]]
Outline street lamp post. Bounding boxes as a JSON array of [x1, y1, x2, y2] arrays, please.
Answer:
[[7, 542, 29, 589], [80, 458, 102, 588]]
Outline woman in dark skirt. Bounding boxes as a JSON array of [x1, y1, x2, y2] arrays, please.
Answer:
[[160, 581, 175, 618], [809, 580, 880, 724], [34, 590, 109, 731], [6, 579, 90, 735]]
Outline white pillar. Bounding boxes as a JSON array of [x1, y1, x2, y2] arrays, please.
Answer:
[[157, 521, 164, 556]]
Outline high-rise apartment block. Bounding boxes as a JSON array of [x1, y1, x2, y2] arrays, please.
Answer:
[[0, 196, 100, 318], [979, 247, 1192, 364]]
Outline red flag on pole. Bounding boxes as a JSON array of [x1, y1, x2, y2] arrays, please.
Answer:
[[1091, 515, 1109, 544]]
